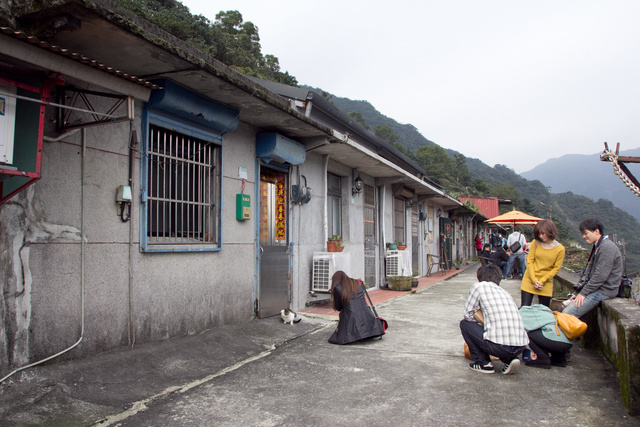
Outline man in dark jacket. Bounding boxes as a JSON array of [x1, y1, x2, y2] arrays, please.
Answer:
[[563, 218, 623, 319], [489, 245, 509, 272], [479, 243, 492, 265]]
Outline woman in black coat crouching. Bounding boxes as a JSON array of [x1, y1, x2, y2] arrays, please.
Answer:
[[328, 271, 384, 344]]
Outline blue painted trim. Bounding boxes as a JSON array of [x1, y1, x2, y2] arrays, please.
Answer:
[[254, 159, 261, 313], [148, 79, 239, 135], [140, 106, 223, 253], [148, 109, 222, 143]]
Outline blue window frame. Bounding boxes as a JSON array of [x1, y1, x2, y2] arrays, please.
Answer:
[[141, 111, 222, 252]]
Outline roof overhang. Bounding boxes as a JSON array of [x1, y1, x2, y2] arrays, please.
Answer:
[[10, 0, 334, 144], [314, 131, 461, 208], [0, 29, 153, 100]]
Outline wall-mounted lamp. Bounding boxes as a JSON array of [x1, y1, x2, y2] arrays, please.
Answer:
[[437, 208, 443, 217], [405, 199, 414, 208], [352, 175, 363, 196]]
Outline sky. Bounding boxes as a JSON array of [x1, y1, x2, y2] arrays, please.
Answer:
[[180, 0, 640, 173]]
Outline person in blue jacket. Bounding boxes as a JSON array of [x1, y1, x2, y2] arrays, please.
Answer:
[[519, 304, 573, 368]]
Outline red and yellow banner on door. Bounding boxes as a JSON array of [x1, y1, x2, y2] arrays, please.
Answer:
[[275, 180, 286, 241], [260, 170, 286, 243]]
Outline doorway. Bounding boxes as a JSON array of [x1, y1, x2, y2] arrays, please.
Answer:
[[363, 184, 376, 288], [440, 217, 453, 269], [258, 167, 289, 318]]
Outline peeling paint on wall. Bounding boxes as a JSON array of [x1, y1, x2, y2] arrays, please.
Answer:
[[0, 186, 81, 373]]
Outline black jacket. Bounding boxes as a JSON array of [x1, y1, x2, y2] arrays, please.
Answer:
[[490, 247, 509, 267], [329, 284, 384, 344]]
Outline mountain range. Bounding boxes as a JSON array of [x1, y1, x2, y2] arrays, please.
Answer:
[[521, 148, 640, 223]]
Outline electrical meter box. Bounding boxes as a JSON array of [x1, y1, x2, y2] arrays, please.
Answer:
[[236, 194, 250, 220]]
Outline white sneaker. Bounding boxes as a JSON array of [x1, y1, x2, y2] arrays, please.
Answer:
[[502, 358, 520, 375]]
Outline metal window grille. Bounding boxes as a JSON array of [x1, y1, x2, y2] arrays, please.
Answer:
[[147, 124, 219, 246]]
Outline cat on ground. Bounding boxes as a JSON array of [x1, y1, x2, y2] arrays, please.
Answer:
[[280, 308, 301, 325]]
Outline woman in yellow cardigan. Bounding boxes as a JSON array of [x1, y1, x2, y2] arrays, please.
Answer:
[[520, 219, 565, 307]]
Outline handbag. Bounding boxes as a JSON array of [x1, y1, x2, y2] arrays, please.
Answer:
[[363, 286, 388, 336], [509, 233, 522, 253], [552, 311, 587, 340], [618, 275, 632, 299]]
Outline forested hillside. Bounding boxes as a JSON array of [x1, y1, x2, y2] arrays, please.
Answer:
[[303, 86, 438, 153]]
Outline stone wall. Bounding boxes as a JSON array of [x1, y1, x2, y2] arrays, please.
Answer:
[[554, 270, 640, 416]]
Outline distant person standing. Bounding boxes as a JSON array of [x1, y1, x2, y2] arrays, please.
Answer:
[[520, 220, 565, 307], [564, 218, 623, 318], [490, 230, 500, 251], [504, 225, 527, 279], [475, 234, 483, 256]]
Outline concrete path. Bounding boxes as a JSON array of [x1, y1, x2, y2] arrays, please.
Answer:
[[0, 265, 637, 426]]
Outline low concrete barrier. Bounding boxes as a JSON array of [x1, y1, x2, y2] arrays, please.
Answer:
[[554, 270, 640, 416]]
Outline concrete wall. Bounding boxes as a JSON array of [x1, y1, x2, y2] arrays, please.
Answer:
[[0, 94, 260, 372], [554, 270, 640, 416]]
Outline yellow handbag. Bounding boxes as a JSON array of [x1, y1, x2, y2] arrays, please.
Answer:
[[552, 311, 587, 340]]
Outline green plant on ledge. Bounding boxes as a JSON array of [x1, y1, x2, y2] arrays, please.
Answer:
[[387, 275, 412, 291], [327, 235, 344, 252], [328, 235, 342, 245]]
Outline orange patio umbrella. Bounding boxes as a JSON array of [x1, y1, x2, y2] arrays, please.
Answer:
[[484, 209, 543, 226]]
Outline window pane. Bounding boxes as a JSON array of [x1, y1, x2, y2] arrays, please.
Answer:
[[331, 196, 341, 237], [393, 197, 405, 243], [146, 124, 219, 248], [328, 173, 342, 237]]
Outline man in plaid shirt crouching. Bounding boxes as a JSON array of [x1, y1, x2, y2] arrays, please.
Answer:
[[460, 265, 529, 374]]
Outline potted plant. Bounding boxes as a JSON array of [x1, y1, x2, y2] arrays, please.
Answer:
[[386, 242, 398, 250], [411, 269, 419, 288], [387, 275, 412, 291], [396, 242, 407, 250], [327, 235, 344, 252]]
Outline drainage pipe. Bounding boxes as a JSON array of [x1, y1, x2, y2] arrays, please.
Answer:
[[128, 126, 137, 346], [0, 128, 87, 384], [323, 155, 329, 244]]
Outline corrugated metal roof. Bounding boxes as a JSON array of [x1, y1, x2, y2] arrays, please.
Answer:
[[459, 196, 500, 219], [0, 27, 159, 90]]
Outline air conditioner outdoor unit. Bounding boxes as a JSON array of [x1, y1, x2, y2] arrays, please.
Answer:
[[312, 252, 351, 292], [385, 250, 401, 276]]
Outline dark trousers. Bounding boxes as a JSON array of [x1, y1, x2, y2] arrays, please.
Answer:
[[521, 290, 551, 307], [460, 319, 524, 365], [527, 329, 572, 362]]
